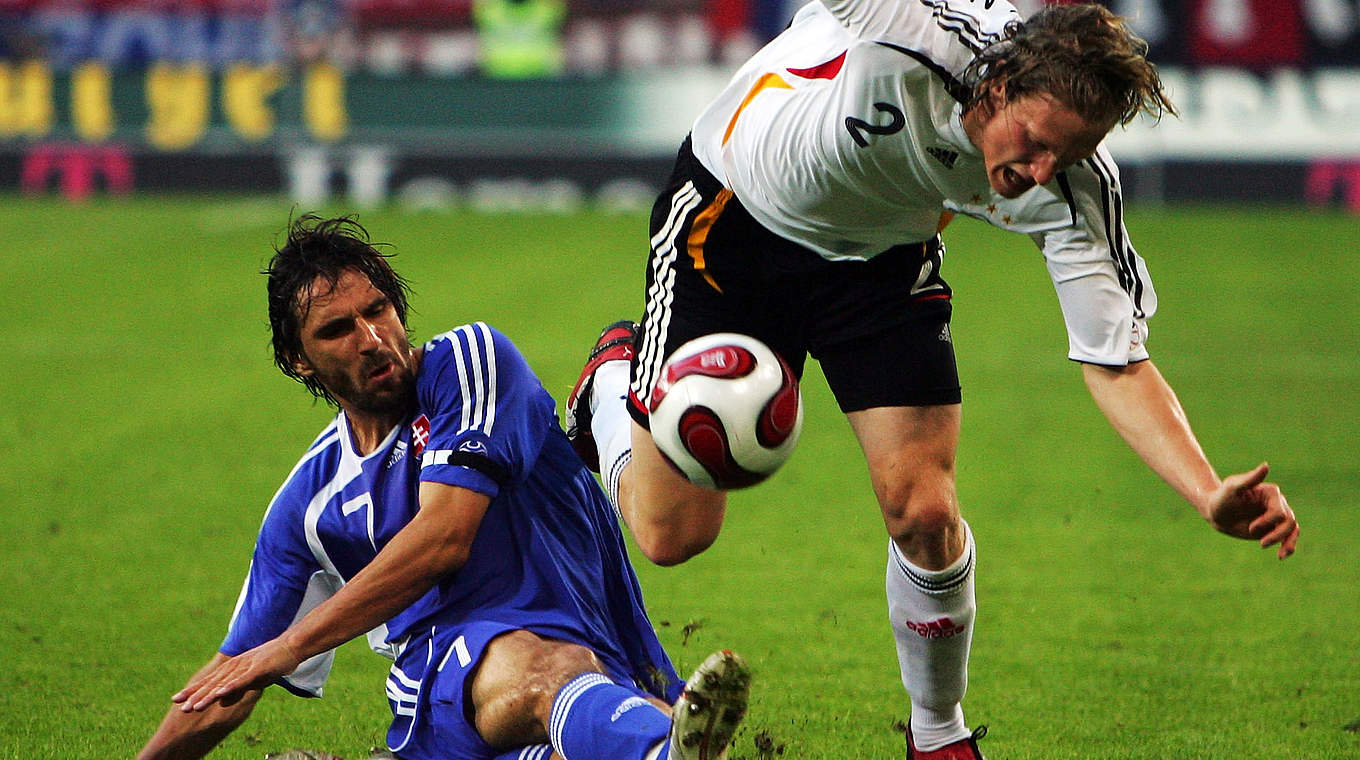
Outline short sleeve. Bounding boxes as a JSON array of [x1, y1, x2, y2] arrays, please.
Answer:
[[1033, 147, 1157, 365], [417, 323, 553, 498], [947, 144, 1157, 365]]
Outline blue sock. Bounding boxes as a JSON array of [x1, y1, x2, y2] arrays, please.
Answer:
[[549, 673, 671, 760], [491, 745, 553, 760]]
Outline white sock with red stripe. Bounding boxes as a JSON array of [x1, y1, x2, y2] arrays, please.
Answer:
[[886, 522, 976, 752], [590, 361, 634, 511]]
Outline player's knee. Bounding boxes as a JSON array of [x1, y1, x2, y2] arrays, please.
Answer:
[[534, 642, 606, 692], [622, 481, 725, 566], [519, 640, 602, 699], [633, 526, 716, 567], [876, 474, 958, 548], [473, 633, 605, 742]]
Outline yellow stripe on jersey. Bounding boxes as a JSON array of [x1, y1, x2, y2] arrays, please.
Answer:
[[722, 73, 792, 146]]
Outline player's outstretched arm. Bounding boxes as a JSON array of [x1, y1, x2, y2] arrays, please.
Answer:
[[138, 653, 262, 760], [1082, 359, 1299, 558], [174, 484, 495, 712]]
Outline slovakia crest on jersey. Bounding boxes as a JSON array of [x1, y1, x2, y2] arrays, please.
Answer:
[[411, 414, 430, 455]]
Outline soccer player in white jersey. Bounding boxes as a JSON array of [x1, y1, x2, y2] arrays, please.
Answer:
[[136, 216, 751, 760], [566, 2, 1301, 758]]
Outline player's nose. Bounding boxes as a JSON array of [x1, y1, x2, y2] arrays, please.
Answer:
[[357, 319, 382, 349], [1029, 153, 1057, 186]]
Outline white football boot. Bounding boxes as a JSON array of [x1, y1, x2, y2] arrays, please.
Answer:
[[667, 650, 752, 760]]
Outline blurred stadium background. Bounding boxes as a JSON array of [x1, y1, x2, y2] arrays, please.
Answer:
[[2, 0, 1360, 209]]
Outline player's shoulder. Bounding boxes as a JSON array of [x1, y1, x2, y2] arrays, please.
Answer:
[[420, 322, 535, 386], [418, 320, 519, 361], [1070, 144, 1124, 186], [910, 0, 1020, 37], [422, 321, 517, 357], [915, 0, 1017, 69], [304, 414, 344, 453], [1047, 143, 1125, 219]]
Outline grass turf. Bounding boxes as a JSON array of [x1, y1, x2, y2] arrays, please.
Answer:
[[0, 197, 1355, 759]]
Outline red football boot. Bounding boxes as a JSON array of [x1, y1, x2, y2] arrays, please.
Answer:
[[565, 320, 639, 471], [906, 725, 987, 760]]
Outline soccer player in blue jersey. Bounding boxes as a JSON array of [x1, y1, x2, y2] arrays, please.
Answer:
[[136, 215, 750, 760]]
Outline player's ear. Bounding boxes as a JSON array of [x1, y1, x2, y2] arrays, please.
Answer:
[[987, 82, 1007, 110], [969, 81, 1006, 123], [291, 352, 315, 378]]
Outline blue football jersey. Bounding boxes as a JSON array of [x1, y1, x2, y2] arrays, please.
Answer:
[[222, 322, 678, 700]]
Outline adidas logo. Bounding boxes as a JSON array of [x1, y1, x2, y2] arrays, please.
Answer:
[[385, 439, 409, 469], [927, 146, 959, 169], [610, 696, 650, 722], [904, 616, 967, 639]]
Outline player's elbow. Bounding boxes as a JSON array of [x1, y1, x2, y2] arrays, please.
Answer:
[[433, 541, 474, 577]]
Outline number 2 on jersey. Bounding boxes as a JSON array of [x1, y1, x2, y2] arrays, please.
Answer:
[[845, 102, 905, 147]]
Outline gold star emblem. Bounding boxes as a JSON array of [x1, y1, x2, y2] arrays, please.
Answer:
[[971, 194, 982, 203], [986, 204, 997, 214], [1002, 215, 1013, 224]]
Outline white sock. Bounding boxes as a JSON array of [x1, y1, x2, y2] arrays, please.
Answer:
[[885, 521, 976, 751], [642, 740, 666, 760], [590, 361, 633, 511]]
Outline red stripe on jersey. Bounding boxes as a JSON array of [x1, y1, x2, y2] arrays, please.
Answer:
[[786, 51, 846, 80]]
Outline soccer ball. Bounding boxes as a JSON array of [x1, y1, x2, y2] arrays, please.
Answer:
[[648, 333, 803, 489]]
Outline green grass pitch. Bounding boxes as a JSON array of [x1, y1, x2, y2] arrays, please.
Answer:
[[1, 196, 1356, 759]]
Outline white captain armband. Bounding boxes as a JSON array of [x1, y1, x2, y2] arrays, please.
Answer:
[[420, 448, 510, 486]]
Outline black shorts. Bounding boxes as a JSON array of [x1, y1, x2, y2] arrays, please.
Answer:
[[628, 136, 962, 426]]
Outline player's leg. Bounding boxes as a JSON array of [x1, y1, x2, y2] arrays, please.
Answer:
[[846, 404, 979, 756], [813, 241, 983, 758], [567, 320, 727, 566], [848, 404, 968, 568], [619, 418, 728, 565], [470, 630, 750, 760], [568, 139, 746, 566], [489, 745, 560, 760], [489, 746, 559, 760]]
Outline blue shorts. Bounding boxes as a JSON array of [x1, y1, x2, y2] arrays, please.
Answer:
[[385, 621, 656, 760]]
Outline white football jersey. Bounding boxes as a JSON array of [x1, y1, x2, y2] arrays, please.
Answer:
[[690, 0, 1156, 365]]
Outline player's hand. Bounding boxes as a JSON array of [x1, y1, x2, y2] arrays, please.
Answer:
[[1205, 462, 1299, 559], [173, 638, 303, 711]]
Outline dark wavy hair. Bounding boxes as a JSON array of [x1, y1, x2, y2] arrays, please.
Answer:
[[264, 214, 412, 404], [963, 3, 1176, 128]]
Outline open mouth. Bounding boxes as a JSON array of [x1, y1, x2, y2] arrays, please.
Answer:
[[368, 361, 395, 381]]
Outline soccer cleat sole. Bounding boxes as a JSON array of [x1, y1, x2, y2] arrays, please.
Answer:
[[670, 650, 752, 760]]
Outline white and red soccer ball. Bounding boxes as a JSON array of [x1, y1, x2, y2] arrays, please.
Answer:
[[648, 333, 803, 489]]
